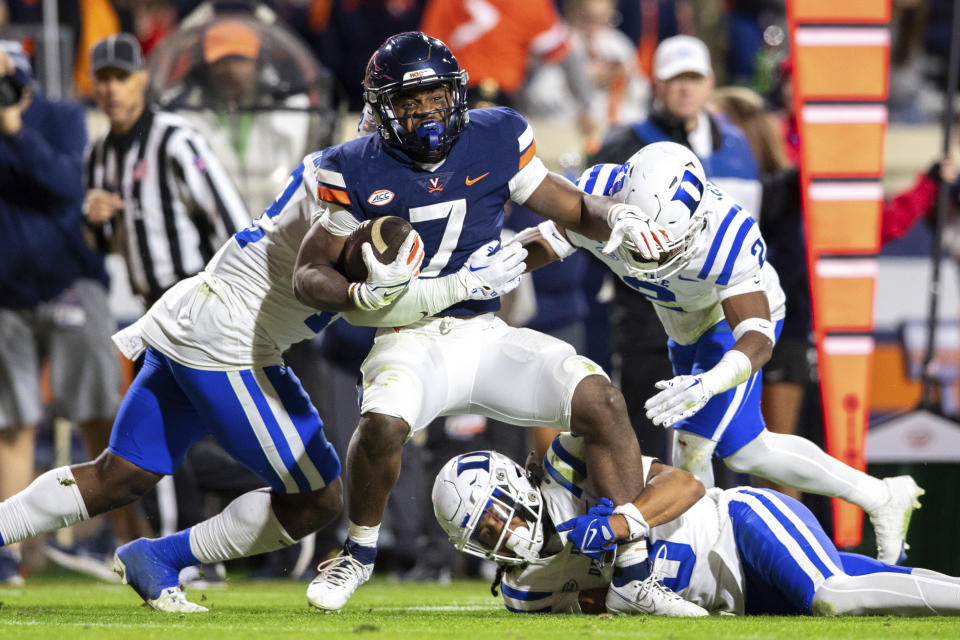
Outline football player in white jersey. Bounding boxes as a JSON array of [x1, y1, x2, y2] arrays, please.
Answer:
[[512, 141, 923, 566], [434, 433, 960, 617], [0, 113, 529, 612]]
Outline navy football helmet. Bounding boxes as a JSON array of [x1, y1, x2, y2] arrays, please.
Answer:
[[363, 32, 469, 163]]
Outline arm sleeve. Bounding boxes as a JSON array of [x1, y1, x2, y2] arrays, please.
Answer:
[[171, 128, 251, 241], [7, 101, 86, 203]]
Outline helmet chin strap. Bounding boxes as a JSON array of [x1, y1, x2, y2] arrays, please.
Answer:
[[416, 120, 445, 154], [504, 526, 541, 562]]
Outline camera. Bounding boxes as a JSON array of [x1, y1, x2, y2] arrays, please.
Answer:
[[0, 73, 24, 107]]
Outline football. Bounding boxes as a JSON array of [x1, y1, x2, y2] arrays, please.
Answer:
[[342, 216, 414, 282]]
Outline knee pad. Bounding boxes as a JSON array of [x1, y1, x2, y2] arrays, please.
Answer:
[[672, 431, 717, 472]]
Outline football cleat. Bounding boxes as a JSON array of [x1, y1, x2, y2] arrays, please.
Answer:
[[605, 574, 709, 617], [113, 539, 208, 613], [306, 548, 372, 612], [869, 475, 925, 565]]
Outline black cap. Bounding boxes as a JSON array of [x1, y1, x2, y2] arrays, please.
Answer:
[[91, 34, 145, 75]]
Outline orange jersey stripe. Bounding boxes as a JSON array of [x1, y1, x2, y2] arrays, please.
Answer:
[[519, 141, 537, 170], [317, 186, 350, 205]]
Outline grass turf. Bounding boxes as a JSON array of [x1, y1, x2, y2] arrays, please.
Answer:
[[1, 575, 958, 640]]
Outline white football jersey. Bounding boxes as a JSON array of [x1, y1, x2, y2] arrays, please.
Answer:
[[553, 163, 785, 345], [114, 154, 341, 369], [502, 433, 746, 614]]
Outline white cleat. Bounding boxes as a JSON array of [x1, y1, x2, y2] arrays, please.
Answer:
[[869, 475, 925, 565], [111, 553, 208, 613], [147, 586, 210, 613], [605, 575, 709, 617], [306, 550, 372, 612]]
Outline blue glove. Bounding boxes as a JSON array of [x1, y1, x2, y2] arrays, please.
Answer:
[[556, 498, 619, 559]]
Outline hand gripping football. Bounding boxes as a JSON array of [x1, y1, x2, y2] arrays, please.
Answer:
[[342, 216, 414, 282]]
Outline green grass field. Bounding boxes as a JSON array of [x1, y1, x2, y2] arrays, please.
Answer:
[[1, 574, 958, 640]]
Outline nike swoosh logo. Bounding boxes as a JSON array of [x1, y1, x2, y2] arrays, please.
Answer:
[[465, 172, 489, 186], [468, 265, 488, 272], [583, 528, 597, 549], [676, 274, 699, 282]]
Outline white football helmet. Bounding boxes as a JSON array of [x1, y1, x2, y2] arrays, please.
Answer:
[[432, 451, 545, 566], [616, 141, 708, 280]]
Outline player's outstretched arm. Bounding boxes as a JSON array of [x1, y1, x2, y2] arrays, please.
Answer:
[[522, 172, 671, 260]]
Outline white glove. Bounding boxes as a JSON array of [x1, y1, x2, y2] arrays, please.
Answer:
[[456, 240, 527, 300], [644, 374, 712, 427], [349, 230, 425, 311], [601, 204, 673, 261]]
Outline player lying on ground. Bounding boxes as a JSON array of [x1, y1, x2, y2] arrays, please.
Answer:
[[512, 141, 923, 565], [433, 433, 960, 616], [0, 107, 529, 612]]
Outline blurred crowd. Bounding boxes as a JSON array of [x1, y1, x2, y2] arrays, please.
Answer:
[[1, 0, 958, 587]]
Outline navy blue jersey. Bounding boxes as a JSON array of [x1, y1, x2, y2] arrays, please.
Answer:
[[312, 107, 542, 316]]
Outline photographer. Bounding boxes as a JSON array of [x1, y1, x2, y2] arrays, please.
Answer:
[[0, 40, 129, 584]]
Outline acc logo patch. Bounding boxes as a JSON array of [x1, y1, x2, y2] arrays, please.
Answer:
[[367, 189, 394, 206]]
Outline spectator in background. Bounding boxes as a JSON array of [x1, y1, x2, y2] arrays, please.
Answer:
[[590, 34, 759, 467], [421, 0, 597, 141], [0, 40, 128, 583], [284, 0, 425, 113], [161, 17, 329, 215], [521, 0, 651, 144]]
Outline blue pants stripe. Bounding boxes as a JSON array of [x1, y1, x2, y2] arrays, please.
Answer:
[[238, 370, 312, 493], [729, 488, 843, 613]]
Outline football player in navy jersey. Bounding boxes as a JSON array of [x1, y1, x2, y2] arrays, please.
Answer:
[[296, 31, 677, 611]]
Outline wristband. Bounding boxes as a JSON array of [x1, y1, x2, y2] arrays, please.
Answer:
[[536, 221, 578, 259], [612, 502, 650, 542], [732, 317, 776, 344], [698, 349, 753, 396]]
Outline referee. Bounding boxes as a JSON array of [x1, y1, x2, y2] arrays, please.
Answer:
[[81, 34, 255, 584], [83, 33, 250, 305]]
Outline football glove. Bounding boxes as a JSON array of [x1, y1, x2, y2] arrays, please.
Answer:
[[602, 204, 672, 261], [644, 374, 712, 428], [456, 240, 527, 301], [556, 498, 619, 559], [349, 230, 425, 311]]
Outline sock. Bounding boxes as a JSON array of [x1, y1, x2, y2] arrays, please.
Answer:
[[813, 572, 960, 616], [189, 488, 296, 564], [612, 539, 650, 587], [152, 528, 198, 572], [346, 521, 379, 565], [0, 467, 89, 545], [725, 431, 888, 511]]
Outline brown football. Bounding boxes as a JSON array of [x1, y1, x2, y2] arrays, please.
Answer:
[[342, 216, 414, 282]]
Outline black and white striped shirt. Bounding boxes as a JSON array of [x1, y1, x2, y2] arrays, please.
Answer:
[[86, 107, 251, 302]]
